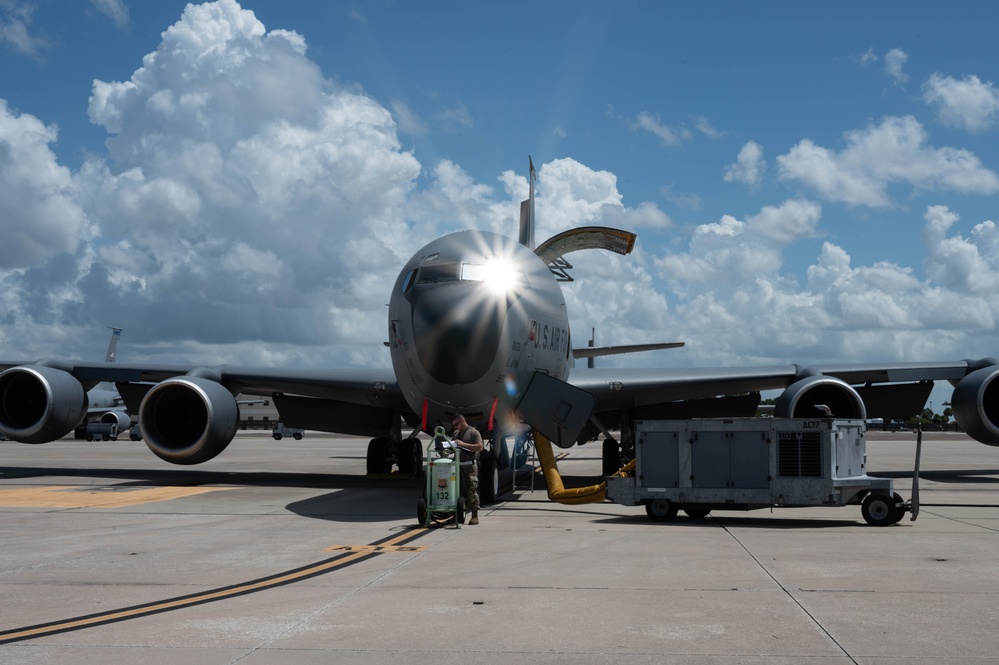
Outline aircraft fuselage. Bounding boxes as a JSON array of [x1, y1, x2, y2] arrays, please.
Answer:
[[388, 231, 571, 431]]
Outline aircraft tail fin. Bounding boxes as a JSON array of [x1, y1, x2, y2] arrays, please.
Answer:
[[518, 157, 536, 250], [105, 327, 123, 363]]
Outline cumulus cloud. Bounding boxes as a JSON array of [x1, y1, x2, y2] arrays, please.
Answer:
[[645, 200, 999, 369], [4, 0, 999, 389], [777, 116, 999, 207], [922, 73, 999, 133], [0, 1, 678, 367], [0, 101, 88, 267], [724, 141, 765, 186]]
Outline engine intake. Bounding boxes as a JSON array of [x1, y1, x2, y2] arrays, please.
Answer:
[[951, 366, 999, 446], [0, 366, 88, 443], [138, 376, 238, 464], [774, 374, 867, 420]]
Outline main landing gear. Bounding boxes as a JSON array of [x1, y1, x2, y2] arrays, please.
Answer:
[[366, 437, 423, 476]]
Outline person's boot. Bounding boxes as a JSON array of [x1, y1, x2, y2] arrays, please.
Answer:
[[469, 509, 479, 525]]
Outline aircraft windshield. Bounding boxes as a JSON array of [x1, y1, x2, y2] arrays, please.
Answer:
[[416, 263, 459, 284]]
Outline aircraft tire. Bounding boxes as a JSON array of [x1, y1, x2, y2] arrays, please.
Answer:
[[645, 499, 678, 522], [861, 493, 897, 526], [479, 452, 498, 505], [602, 438, 620, 476], [397, 438, 422, 476], [366, 437, 391, 474], [455, 496, 466, 525]]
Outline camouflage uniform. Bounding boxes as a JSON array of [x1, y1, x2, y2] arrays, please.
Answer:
[[455, 424, 482, 513]]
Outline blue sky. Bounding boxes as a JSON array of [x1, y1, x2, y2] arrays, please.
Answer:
[[2, 1, 998, 411]]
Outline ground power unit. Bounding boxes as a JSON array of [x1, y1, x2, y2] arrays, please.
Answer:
[[605, 418, 908, 525]]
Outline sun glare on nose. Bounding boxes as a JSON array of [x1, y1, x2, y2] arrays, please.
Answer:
[[461, 258, 522, 294]]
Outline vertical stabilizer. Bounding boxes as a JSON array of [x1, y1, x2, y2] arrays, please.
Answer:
[[105, 327, 123, 363], [518, 157, 536, 250]]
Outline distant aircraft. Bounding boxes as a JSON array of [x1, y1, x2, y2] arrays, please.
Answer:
[[2, 160, 998, 503], [75, 328, 134, 441]]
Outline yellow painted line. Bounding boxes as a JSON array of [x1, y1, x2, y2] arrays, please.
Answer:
[[323, 544, 429, 553], [0, 527, 429, 644], [0, 486, 234, 508]]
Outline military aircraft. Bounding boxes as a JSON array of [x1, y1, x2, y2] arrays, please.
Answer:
[[2, 160, 998, 504], [74, 328, 134, 441]]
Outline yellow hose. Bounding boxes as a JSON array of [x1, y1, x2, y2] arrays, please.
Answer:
[[532, 429, 636, 505]]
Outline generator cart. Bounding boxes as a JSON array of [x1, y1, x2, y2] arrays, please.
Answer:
[[605, 418, 913, 526], [417, 426, 466, 528]]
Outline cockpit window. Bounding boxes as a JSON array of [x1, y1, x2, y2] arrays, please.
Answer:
[[415, 263, 459, 284], [401, 269, 416, 293]]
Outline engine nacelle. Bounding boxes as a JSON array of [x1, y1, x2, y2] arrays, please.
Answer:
[[774, 374, 867, 420], [951, 366, 999, 446], [138, 376, 238, 464], [100, 410, 131, 434], [0, 366, 88, 443]]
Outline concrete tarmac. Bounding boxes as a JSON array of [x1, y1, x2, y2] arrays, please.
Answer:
[[1, 429, 998, 664]]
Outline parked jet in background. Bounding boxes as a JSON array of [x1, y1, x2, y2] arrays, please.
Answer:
[[2, 160, 998, 502], [74, 328, 136, 441]]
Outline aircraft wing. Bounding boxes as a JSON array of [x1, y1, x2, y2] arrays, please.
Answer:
[[566, 359, 986, 440], [0, 359, 413, 442], [570, 360, 973, 407]]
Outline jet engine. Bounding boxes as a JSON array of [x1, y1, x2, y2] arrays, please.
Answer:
[[951, 366, 999, 446], [100, 409, 131, 434], [138, 376, 238, 464], [774, 374, 867, 420], [0, 365, 88, 443]]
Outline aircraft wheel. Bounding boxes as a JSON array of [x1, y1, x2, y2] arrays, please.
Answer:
[[862, 492, 897, 526], [602, 438, 620, 476], [684, 507, 711, 519], [366, 437, 391, 474], [645, 499, 678, 522], [455, 496, 466, 525], [479, 452, 499, 505], [397, 438, 422, 476], [417, 497, 427, 526]]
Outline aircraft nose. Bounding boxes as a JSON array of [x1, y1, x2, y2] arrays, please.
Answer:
[[411, 283, 504, 385]]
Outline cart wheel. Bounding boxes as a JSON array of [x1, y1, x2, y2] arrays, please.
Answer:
[[455, 496, 466, 525], [417, 497, 427, 526], [645, 499, 678, 522], [683, 507, 711, 519], [862, 492, 897, 526]]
